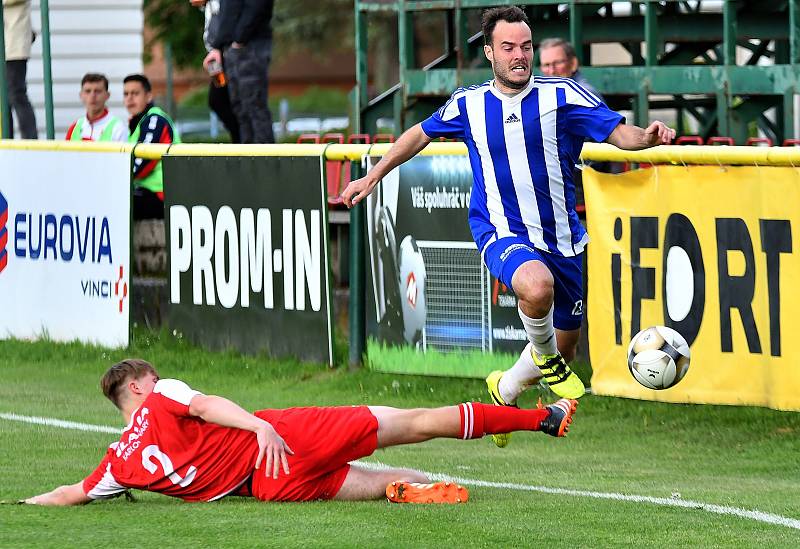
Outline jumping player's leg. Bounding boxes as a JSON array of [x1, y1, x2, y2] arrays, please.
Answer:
[[483, 237, 586, 405], [555, 328, 581, 363]]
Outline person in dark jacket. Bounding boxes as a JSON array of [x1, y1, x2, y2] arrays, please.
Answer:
[[191, 0, 240, 143], [205, 0, 275, 143]]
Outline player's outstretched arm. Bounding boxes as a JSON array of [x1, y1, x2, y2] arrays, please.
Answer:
[[188, 394, 294, 480], [23, 481, 91, 506], [605, 121, 676, 150], [340, 123, 433, 208]]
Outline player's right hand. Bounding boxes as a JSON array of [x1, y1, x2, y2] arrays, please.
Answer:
[[254, 422, 294, 479], [341, 176, 377, 209]]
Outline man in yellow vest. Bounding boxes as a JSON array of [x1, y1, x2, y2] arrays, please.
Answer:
[[65, 73, 128, 142], [123, 74, 181, 220]]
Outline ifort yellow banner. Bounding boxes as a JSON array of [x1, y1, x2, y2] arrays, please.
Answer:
[[583, 165, 800, 411]]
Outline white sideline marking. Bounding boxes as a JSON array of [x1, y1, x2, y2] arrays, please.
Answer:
[[358, 461, 800, 531], [0, 412, 120, 435], [2, 412, 798, 531]]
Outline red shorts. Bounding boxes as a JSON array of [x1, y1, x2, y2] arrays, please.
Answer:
[[249, 406, 378, 502]]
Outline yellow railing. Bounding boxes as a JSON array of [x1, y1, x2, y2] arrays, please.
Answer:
[[2, 139, 800, 165]]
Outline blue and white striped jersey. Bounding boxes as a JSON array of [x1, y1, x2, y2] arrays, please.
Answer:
[[420, 76, 623, 257]]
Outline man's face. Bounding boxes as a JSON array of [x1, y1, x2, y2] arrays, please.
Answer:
[[131, 371, 159, 399], [80, 81, 110, 117], [484, 20, 534, 91], [539, 45, 578, 77], [123, 81, 151, 117]]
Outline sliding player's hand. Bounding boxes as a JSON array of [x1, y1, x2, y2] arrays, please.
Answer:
[[255, 423, 294, 479]]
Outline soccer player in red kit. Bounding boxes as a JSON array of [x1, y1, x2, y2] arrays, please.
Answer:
[[23, 359, 578, 505]]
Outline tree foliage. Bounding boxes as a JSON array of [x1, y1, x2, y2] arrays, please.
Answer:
[[143, 0, 206, 69], [143, 0, 355, 70]]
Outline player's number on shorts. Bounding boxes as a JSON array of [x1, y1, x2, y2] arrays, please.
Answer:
[[141, 445, 197, 488]]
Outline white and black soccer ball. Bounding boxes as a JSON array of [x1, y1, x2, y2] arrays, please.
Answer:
[[398, 235, 426, 344], [627, 326, 691, 390]]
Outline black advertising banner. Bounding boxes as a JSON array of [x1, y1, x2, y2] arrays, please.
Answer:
[[164, 155, 333, 364], [365, 155, 522, 377]]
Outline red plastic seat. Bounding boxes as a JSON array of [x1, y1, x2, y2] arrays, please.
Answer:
[[782, 139, 800, 147], [707, 136, 735, 146], [675, 136, 703, 145], [297, 133, 321, 144], [373, 133, 395, 143], [745, 137, 773, 147]]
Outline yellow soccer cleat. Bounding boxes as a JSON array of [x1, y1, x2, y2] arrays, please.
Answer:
[[533, 353, 586, 399], [485, 370, 515, 448]]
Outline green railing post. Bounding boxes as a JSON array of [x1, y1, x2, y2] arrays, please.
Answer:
[[0, 3, 12, 138], [40, 0, 54, 139], [165, 42, 175, 117], [348, 160, 366, 368]]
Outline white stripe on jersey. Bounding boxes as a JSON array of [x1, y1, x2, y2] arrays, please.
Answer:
[[501, 99, 547, 250], [537, 85, 574, 256], [86, 462, 126, 499], [465, 91, 512, 239], [154, 379, 203, 406]]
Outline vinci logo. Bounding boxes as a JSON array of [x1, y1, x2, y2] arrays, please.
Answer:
[[81, 264, 128, 314], [0, 191, 8, 274]]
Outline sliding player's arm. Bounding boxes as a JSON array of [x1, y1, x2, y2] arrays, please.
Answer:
[[188, 394, 294, 479], [24, 481, 92, 506], [340, 123, 432, 208]]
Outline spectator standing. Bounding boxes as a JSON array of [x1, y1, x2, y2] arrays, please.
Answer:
[[2, 0, 37, 138], [538, 37, 603, 101], [123, 74, 181, 220], [208, 0, 275, 143], [65, 73, 128, 142], [190, 0, 240, 143]]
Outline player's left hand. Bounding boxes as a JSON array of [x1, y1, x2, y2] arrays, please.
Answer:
[[254, 422, 294, 479], [644, 121, 676, 146]]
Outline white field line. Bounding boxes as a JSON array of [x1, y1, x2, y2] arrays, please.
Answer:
[[2, 411, 799, 531], [0, 412, 120, 434]]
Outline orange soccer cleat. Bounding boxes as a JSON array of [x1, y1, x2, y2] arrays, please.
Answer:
[[385, 481, 469, 504]]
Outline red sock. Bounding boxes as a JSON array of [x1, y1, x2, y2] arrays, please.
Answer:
[[459, 402, 548, 439]]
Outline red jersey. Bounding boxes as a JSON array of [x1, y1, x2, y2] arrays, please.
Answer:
[[82, 379, 259, 502]]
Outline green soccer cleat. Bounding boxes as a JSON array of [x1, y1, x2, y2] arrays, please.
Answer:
[[533, 352, 586, 399], [539, 398, 579, 437], [485, 370, 515, 448]]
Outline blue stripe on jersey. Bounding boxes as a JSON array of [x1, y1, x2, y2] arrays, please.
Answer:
[[521, 88, 559, 254], [556, 87, 583, 253], [484, 92, 527, 237]]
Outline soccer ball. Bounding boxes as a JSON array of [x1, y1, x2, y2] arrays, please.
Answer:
[[627, 326, 691, 390]]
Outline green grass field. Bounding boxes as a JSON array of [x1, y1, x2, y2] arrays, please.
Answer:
[[1, 331, 799, 548]]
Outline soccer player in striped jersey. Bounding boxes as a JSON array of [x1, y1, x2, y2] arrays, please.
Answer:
[[341, 6, 675, 447], [20, 359, 576, 506]]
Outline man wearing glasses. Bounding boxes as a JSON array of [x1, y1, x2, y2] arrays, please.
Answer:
[[538, 37, 603, 101]]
